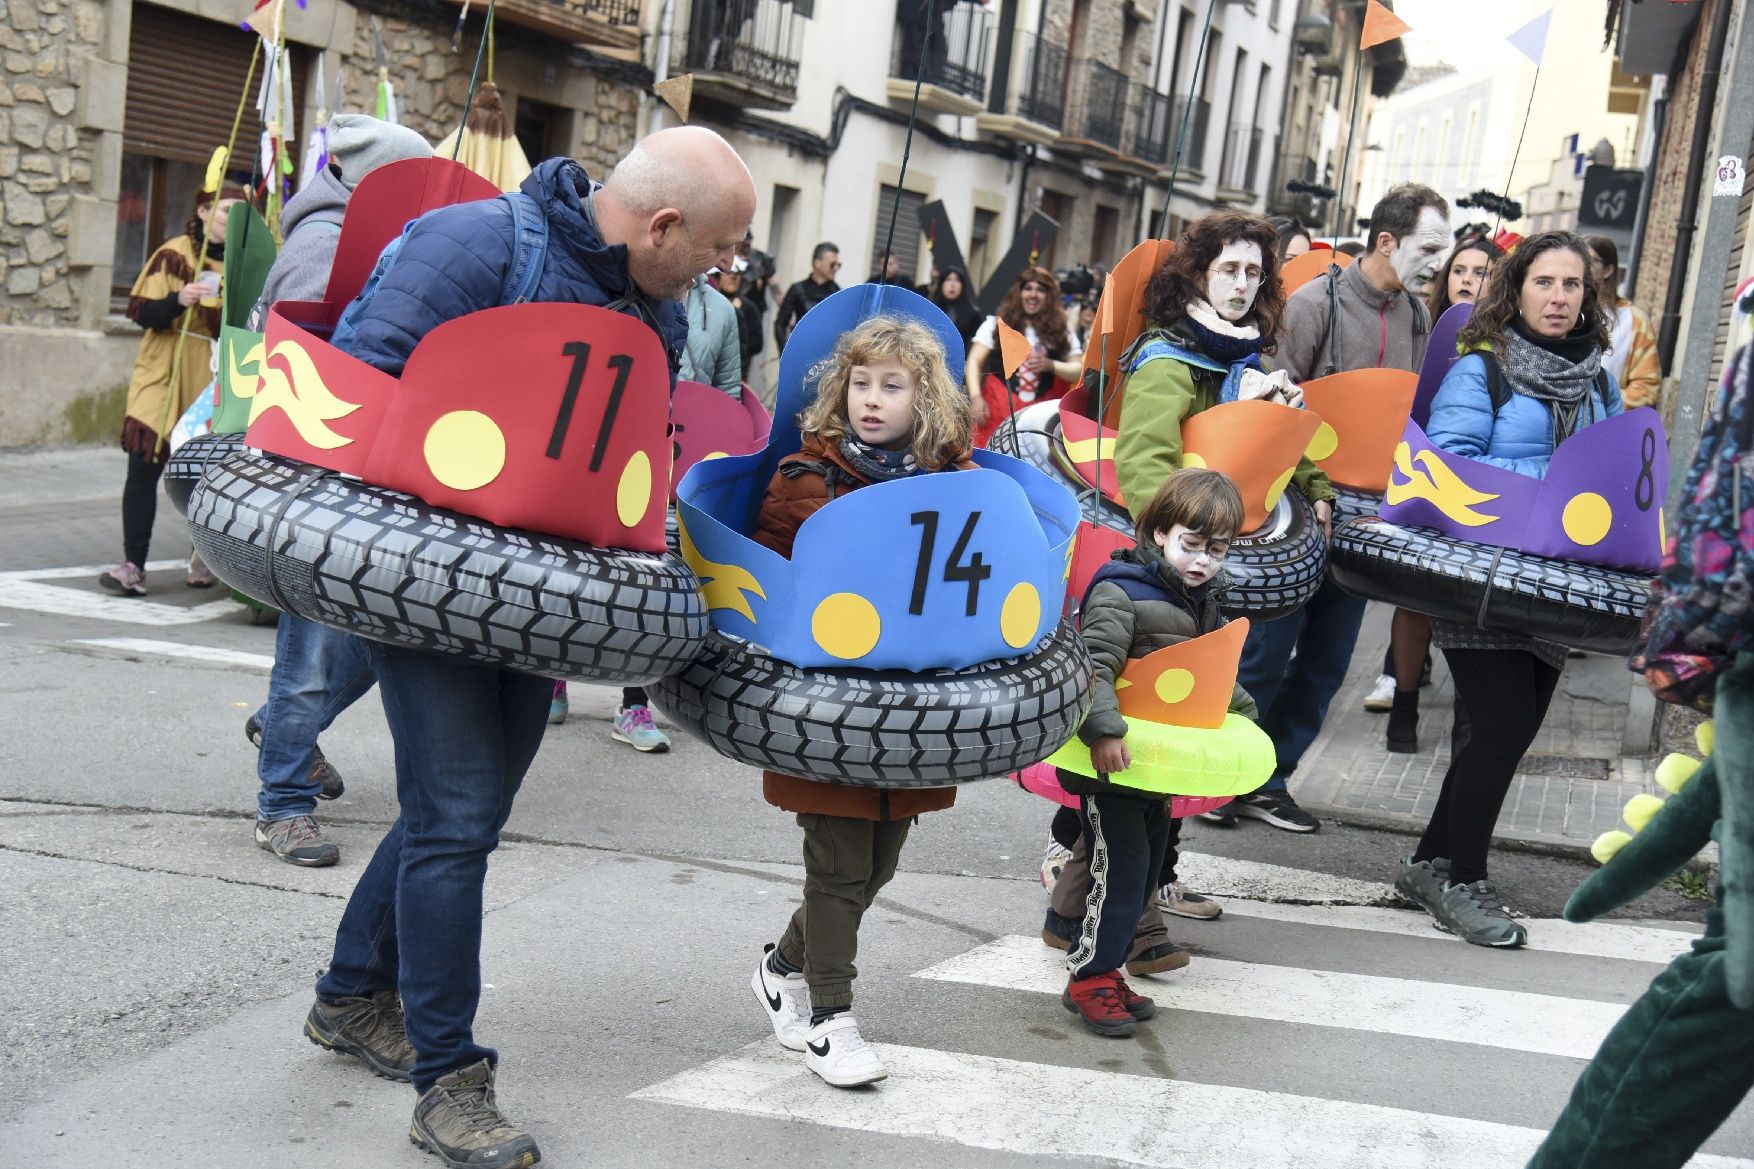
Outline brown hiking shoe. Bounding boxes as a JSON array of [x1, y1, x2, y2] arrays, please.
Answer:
[[410, 1059, 541, 1169], [245, 714, 345, 800], [255, 815, 340, 866], [305, 989, 415, 1081]]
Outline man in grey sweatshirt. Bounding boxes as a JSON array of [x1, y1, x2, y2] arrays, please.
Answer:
[[1207, 183, 1449, 834], [247, 114, 433, 869]]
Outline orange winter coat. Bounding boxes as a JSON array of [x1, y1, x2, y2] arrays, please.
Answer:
[[752, 432, 976, 820]]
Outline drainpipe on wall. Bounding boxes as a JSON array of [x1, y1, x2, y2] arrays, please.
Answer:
[[643, 0, 676, 137], [1622, 74, 1667, 298]]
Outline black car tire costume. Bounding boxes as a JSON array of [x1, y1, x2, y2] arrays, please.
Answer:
[[652, 622, 1094, 787], [189, 447, 709, 683], [164, 432, 244, 517], [1327, 516, 1649, 656]]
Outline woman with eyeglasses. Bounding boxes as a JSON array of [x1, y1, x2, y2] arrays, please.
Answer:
[[964, 266, 1082, 448]]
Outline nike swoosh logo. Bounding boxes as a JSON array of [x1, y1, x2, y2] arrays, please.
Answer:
[[807, 1038, 831, 1057], [763, 985, 783, 1012]]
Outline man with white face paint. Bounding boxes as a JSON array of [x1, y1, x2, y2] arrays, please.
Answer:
[[1204, 183, 1448, 834]]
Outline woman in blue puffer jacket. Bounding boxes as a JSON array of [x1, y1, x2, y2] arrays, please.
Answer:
[[1396, 231, 1622, 950]]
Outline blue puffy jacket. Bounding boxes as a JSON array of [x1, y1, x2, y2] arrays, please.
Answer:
[[338, 157, 687, 382], [1426, 349, 1623, 479]]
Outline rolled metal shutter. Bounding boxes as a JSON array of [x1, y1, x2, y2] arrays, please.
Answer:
[[124, 4, 303, 166]]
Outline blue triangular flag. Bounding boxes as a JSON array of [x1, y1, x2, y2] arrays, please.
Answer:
[[1507, 9, 1551, 66]]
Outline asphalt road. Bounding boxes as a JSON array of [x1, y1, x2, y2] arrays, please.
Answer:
[[0, 447, 1745, 1169]]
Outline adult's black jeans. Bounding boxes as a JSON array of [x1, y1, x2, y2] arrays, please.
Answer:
[[122, 447, 168, 568], [1413, 648, 1561, 884]]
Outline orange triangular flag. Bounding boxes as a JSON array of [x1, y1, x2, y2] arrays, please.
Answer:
[[997, 318, 1032, 380], [653, 74, 694, 122], [1359, 0, 1411, 50]]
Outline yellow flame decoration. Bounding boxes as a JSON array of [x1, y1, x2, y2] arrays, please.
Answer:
[[1060, 435, 1111, 466], [226, 336, 266, 399], [677, 513, 766, 622], [247, 339, 362, 450], [1384, 441, 1502, 527]]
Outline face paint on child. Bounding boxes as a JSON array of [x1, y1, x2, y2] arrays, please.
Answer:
[[1154, 523, 1229, 588], [847, 359, 918, 450], [1205, 240, 1265, 322], [1390, 207, 1452, 294]]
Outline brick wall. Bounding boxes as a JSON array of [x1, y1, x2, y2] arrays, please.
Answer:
[[1632, 0, 1715, 318]]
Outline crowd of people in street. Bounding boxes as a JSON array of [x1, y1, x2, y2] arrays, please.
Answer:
[[101, 108, 1749, 1169]]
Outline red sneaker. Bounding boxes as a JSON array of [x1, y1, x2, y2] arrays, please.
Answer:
[[1061, 972, 1137, 1037], [1110, 974, 1157, 1021]]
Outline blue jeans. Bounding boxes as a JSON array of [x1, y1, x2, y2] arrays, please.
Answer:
[[255, 615, 376, 821], [1236, 578, 1369, 792], [315, 641, 550, 1092]]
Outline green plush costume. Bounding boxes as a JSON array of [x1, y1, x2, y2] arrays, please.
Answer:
[[1528, 653, 1754, 1168]]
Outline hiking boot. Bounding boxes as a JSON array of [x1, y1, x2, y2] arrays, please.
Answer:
[[1393, 855, 1451, 912], [1363, 673, 1396, 712], [98, 561, 147, 597], [803, 1012, 887, 1087], [611, 704, 671, 753], [1040, 841, 1073, 893], [305, 989, 415, 1081], [1427, 878, 1527, 948], [1386, 689, 1419, 753], [1110, 974, 1157, 1021], [255, 815, 340, 867], [245, 713, 344, 800], [410, 1059, 541, 1169], [1200, 800, 1239, 827], [1124, 942, 1191, 977], [1234, 790, 1321, 833], [752, 943, 810, 1051], [1157, 880, 1223, 920], [1062, 973, 1137, 1037]]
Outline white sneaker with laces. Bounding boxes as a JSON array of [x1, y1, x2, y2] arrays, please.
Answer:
[[751, 944, 810, 1051], [1363, 673, 1396, 712], [803, 1012, 887, 1087]]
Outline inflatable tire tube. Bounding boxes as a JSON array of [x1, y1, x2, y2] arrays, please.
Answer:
[[1327, 517, 1651, 656], [1330, 485, 1380, 525], [188, 447, 709, 683], [983, 401, 1067, 481], [164, 432, 243, 518], [651, 622, 1095, 788]]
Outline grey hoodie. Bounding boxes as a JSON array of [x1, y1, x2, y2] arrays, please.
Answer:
[[250, 165, 350, 324], [1273, 259, 1431, 382]]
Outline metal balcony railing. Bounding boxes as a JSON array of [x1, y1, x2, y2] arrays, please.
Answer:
[[1168, 95, 1210, 171], [1131, 86, 1172, 165], [583, 0, 639, 25], [1015, 32, 1067, 130], [1219, 124, 1264, 192], [677, 0, 804, 107], [1064, 57, 1129, 150], [891, 0, 992, 102]]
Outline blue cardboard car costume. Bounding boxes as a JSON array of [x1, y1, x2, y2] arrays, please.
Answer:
[[652, 284, 1095, 786]]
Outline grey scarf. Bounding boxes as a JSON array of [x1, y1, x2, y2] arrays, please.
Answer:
[[839, 436, 918, 482], [1498, 325, 1603, 448]]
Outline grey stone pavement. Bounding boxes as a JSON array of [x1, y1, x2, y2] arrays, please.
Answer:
[[1293, 606, 1669, 858]]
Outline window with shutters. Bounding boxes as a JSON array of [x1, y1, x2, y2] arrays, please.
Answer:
[[871, 184, 925, 284], [112, 4, 306, 305]]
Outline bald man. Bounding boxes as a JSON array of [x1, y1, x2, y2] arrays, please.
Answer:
[[310, 129, 754, 1169]]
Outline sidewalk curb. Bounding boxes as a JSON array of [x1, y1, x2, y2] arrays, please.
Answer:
[[1301, 802, 1600, 864]]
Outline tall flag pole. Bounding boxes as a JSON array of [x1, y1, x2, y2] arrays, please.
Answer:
[[1156, 0, 1219, 240], [1497, 9, 1552, 237], [1334, 0, 1411, 239]]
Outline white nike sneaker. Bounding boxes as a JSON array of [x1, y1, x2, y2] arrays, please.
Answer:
[[802, 1012, 887, 1088], [751, 944, 810, 1051], [1363, 673, 1396, 712]]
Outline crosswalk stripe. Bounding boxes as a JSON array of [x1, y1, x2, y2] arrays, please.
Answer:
[[912, 935, 1625, 1060], [1174, 852, 1399, 905], [1218, 898, 1700, 965], [0, 561, 236, 626], [632, 1039, 1754, 1169], [69, 638, 276, 670]]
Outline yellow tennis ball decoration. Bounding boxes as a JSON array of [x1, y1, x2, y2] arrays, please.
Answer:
[[1655, 753, 1702, 795], [1622, 793, 1667, 834], [1592, 830, 1633, 864], [1697, 720, 1715, 757]]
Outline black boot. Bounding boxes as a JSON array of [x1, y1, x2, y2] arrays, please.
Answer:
[[1386, 689, 1419, 753]]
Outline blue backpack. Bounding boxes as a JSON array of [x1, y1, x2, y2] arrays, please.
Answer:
[[329, 190, 549, 352]]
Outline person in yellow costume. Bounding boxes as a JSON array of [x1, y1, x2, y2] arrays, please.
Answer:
[[102, 182, 247, 596]]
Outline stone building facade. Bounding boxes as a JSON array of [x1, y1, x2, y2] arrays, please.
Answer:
[[0, 0, 645, 448]]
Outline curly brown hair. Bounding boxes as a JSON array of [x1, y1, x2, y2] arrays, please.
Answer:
[[996, 266, 1070, 359], [1456, 231, 1611, 354], [1141, 210, 1284, 354], [798, 316, 973, 470]]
